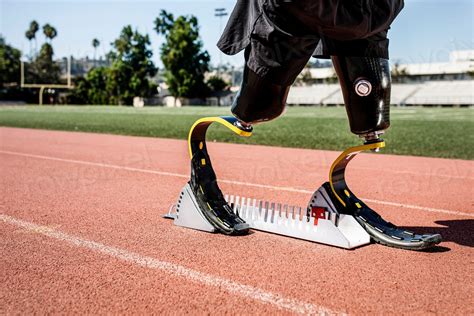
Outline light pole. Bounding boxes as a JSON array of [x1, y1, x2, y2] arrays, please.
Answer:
[[214, 8, 228, 75]]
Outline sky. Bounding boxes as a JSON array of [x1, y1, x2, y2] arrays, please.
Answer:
[[1, 0, 473, 68]]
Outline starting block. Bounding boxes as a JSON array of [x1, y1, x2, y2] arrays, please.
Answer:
[[164, 183, 370, 249]]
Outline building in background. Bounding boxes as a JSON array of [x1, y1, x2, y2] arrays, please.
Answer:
[[57, 57, 111, 80]]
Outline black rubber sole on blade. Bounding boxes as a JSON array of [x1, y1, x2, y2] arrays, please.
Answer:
[[373, 235, 442, 251], [356, 216, 442, 251]]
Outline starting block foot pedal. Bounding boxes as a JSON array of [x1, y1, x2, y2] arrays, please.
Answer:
[[163, 183, 217, 233]]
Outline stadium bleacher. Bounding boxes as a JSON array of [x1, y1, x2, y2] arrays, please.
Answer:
[[391, 84, 423, 105], [404, 81, 474, 106], [286, 84, 339, 105], [287, 81, 473, 106]]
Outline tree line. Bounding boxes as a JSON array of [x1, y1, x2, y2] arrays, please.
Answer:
[[0, 10, 228, 105]]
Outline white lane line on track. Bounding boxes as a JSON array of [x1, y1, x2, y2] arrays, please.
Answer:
[[1, 150, 472, 219], [0, 214, 343, 315]]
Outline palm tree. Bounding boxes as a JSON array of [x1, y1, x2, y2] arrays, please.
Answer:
[[92, 38, 100, 66], [25, 30, 34, 60], [25, 20, 39, 59], [43, 24, 58, 43], [29, 20, 39, 55]]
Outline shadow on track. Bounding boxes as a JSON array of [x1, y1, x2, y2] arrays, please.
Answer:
[[403, 219, 474, 249]]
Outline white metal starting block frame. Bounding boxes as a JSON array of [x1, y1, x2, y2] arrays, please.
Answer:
[[164, 183, 370, 249]]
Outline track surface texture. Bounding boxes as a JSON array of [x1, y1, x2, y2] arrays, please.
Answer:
[[1, 127, 473, 315]]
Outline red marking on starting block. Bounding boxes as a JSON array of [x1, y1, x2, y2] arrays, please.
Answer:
[[311, 207, 326, 226]]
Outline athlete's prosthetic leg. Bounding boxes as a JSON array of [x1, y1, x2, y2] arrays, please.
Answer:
[[328, 56, 442, 250], [164, 117, 252, 235]]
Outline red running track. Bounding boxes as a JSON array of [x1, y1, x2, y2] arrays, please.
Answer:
[[1, 127, 473, 315]]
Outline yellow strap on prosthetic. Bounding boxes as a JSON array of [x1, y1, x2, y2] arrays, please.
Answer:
[[188, 116, 253, 159], [329, 141, 385, 207]]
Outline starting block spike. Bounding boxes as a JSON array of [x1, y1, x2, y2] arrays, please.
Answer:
[[234, 196, 240, 212], [296, 207, 302, 221]]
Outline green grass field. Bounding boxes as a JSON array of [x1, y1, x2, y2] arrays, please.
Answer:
[[0, 105, 472, 159]]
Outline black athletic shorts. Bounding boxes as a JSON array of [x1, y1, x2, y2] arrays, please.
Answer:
[[217, 0, 404, 85]]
